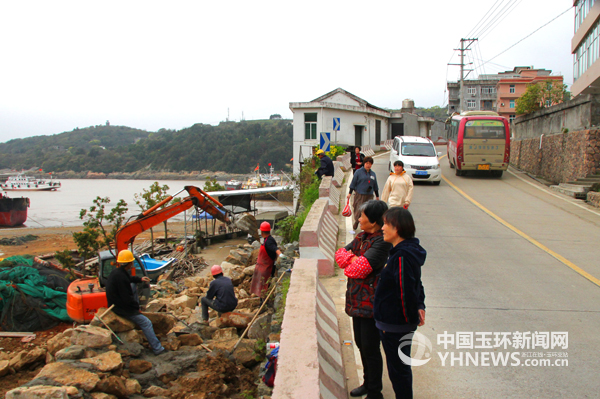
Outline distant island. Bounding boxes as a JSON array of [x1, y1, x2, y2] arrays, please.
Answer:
[[0, 118, 293, 176]]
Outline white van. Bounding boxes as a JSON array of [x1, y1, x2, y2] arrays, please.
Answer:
[[389, 136, 442, 185]]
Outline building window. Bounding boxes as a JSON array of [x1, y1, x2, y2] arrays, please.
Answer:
[[509, 100, 515, 108], [509, 85, 515, 94], [509, 115, 516, 123], [574, 15, 600, 81], [376, 120, 382, 144], [466, 100, 476, 109], [304, 113, 317, 140], [467, 87, 476, 95], [481, 86, 496, 94], [545, 100, 552, 107]]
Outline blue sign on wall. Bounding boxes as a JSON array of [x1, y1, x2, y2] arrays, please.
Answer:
[[320, 132, 331, 152], [333, 117, 340, 131]]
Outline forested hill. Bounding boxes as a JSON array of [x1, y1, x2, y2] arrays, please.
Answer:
[[0, 120, 293, 174]]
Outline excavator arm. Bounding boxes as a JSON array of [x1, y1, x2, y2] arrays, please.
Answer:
[[116, 185, 231, 253]]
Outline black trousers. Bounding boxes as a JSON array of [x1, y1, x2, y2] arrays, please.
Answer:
[[352, 316, 383, 396], [379, 329, 414, 399], [201, 297, 231, 321]]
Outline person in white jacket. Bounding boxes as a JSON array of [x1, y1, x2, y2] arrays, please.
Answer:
[[381, 161, 414, 209]]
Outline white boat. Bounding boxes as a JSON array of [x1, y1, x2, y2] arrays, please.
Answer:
[[1, 174, 61, 191], [224, 179, 243, 190]]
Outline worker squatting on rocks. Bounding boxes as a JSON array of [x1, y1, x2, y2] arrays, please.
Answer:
[[200, 264, 238, 323], [105, 249, 166, 355], [250, 221, 286, 296]]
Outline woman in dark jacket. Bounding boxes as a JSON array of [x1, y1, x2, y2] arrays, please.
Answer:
[[350, 146, 365, 174], [375, 207, 427, 399], [335, 200, 392, 399]]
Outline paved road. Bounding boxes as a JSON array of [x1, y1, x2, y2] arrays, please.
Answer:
[[368, 149, 600, 398]]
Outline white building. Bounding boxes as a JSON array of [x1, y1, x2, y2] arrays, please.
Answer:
[[289, 88, 438, 174]]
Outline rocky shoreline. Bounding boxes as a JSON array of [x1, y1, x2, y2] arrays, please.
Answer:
[[51, 170, 250, 181]]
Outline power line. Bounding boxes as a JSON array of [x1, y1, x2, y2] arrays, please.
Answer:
[[465, 0, 504, 38], [474, 0, 521, 39], [481, 7, 572, 67], [480, 0, 525, 40]]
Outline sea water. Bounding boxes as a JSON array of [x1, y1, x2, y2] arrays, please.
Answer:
[[2, 179, 292, 229]]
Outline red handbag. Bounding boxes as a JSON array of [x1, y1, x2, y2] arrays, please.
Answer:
[[342, 199, 352, 217]]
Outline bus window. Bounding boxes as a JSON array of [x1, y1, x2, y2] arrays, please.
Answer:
[[463, 120, 505, 139]]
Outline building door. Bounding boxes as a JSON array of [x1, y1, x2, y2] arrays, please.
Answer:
[[354, 126, 363, 146], [391, 123, 404, 138], [375, 120, 381, 144]]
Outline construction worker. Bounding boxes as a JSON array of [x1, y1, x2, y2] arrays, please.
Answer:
[[106, 249, 165, 355], [250, 221, 285, 296], [315, 149, 334, 179], [200, 265, 238, 323]]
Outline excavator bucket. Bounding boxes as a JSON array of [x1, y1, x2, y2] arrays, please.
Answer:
[[234, 213, 259, 241]]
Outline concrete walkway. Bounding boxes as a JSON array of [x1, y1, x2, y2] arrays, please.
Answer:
[[319, 153, 395, 398]]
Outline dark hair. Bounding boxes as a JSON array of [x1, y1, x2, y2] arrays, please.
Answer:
[[393, 160, 404, 167], [383, 207, 416, 239], [355, 146, 361, 151], [363, 156, 374, 164], [358, 200, 388, 227]]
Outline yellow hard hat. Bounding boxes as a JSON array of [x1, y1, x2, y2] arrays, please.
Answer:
[[316, 149, 325, 155], [117, 249, 135, 264]]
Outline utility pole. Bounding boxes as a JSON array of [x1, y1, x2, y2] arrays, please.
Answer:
[[449, 38, 477, 113]]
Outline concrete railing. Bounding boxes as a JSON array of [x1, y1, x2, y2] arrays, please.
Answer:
[[362, 145, 375, 156], [299, 199, 338, 276], [331, 161, 344, 188], [319, 176, 341, 214], [382, 139, 393, 150], [337, 153, 351, 172], [272, 259, 347, 399]]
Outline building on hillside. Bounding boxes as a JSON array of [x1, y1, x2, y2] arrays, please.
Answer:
[[572, 0, 600, 96], [289, 88, 442, 174], [447, 67, 564, 122]]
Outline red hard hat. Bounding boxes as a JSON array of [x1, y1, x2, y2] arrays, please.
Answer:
[[211, 265, 223, 276], [260, 221, 271, 232]]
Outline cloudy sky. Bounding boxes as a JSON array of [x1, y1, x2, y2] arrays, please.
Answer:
[[0, 0, 574, 142]]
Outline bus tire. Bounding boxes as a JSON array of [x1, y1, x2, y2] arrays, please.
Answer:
[[455, 168, 463, 176], [449, 159, 455, 168]]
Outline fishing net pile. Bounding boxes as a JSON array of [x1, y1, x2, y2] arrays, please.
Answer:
[[0, 256, 72, 332]]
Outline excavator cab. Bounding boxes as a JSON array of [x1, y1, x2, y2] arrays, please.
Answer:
[[98, 249, 151, 306]]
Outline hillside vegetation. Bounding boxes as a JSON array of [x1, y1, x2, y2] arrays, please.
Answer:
[[0, 120, 293, 174]]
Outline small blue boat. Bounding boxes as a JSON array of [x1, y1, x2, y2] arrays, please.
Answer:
[[138, 253, 177, 281]]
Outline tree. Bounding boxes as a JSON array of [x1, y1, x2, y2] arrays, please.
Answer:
[[515, 80, 570, 115], [74, 196, 128, 269], [204, 176, 225, 192], [134, 182, 171, 255]]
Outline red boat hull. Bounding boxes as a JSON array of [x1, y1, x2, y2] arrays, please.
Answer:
[[0, 197, 29, 227]]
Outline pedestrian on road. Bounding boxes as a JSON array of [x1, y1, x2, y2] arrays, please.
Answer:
[[375, 207, 426, 399], [351, 146, 365, 174], [335, 200, 392, 399], [315, 149, 334, 178], [200, 265, 238, 323], [381, 160, 414, 209], [105, 249, 165, 355], [250, 221, 286, 296], [347, 156, 379, 233]]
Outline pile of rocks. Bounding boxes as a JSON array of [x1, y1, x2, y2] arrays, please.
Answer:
[[3, 240, 298, 398]]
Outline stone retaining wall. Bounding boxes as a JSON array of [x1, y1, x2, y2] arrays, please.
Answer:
[[588, 191, 600, 207], [272, 259, 347, 399], [299, 199, 339, 276], [510, 129, 600, 183]]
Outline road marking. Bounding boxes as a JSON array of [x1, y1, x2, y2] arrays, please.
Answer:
[[441, 173, 600, 288]]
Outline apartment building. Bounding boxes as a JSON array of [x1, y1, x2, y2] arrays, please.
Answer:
[[572, 0, 600, 96]]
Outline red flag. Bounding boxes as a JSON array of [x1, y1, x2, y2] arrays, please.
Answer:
[[268, 163, 271, 166], [290, 158, 293, 161], [254, 164, 259, 171], [39, 168, 42, 172]]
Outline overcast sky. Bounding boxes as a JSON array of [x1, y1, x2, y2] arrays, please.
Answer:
[[0, 0, 574, 142]]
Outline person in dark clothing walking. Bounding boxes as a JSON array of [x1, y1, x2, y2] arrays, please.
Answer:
[[375, 207, 427, 399], [106, 249, 165, 355], [347, 156, 379, 232], [201, 265, 238, 322], [315, 149, 334, 178], [335, 200, 392, 399], [350, 146, 365, 174]]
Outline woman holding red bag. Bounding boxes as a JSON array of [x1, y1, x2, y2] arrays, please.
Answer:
[[335, 200, 391, 399]]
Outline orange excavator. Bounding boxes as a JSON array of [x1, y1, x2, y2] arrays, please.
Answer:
[[66, 185, 258, 323]]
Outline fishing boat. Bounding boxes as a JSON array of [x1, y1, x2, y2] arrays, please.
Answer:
[[138, 253, 177, 281], [1, 174, 61, 191], [0, 193, 29, 227], [224, 179, 243, 190]]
